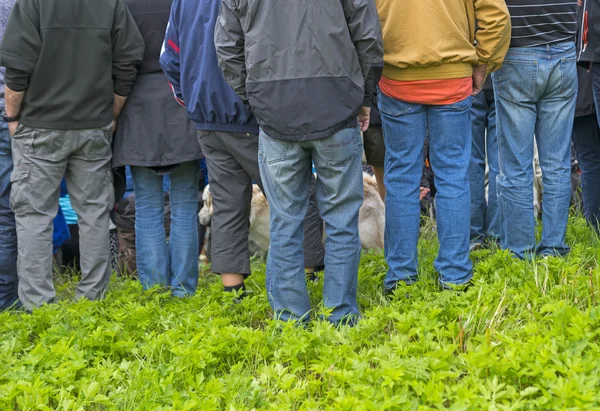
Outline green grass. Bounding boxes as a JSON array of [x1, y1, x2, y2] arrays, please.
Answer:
[[2, 216, 600, 410]]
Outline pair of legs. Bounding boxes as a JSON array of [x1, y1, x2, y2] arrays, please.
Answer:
[[570, 65, 600, 232], [258, 127, 363, 325], [0, 122, 18, 310], [198, 130, 325, 291], [379, 93, 473, 290], [130, 162, 200, 297], [469, 87, 500, 247], [492, 42, 577, 258], [10, 124, 113, 311]]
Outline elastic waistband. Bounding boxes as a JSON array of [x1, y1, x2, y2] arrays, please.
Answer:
[[382, 63, 474, 81]]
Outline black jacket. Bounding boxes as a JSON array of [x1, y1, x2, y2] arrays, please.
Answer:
[[112, 0, 202, 168], [578, 0, 600, 64]]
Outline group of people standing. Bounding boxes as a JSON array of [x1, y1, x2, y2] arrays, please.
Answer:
[[0, 0, 599, 326]]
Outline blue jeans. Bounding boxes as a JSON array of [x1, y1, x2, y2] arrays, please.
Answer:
[[492, 42, 577, 258], [379, 93, 473, 289], [131, 161, 200, 297], [469, 88, 500, 244], [0, 122, 18, 310], [258, 127, 363, 325]]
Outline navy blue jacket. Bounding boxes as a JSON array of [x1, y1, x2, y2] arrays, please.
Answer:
[[159, 0, 258, 133]]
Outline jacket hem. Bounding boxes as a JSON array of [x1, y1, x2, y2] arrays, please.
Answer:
[[260, 117, 358, 142], [20, 117, 113, 130], [195, 122, 259, 134], [112, 156, 204, 169]]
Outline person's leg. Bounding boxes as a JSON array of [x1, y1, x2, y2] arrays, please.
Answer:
[[130, 167, 169, 287], [581, 65, 600, 231], [484, 89, 501, 241], [11, 127, 69, 310], [312, 127, 363, 325], [572, 114, 600, 229], [198, 131, 252, 289], [226, 131, 326, 272], [363, 126, 386, 200], [197, 165, 207, 256], [492, 48, 540, 259], [0, 124, 18, 310], [302, 174, 325, 271], [469, 92, 489, 247], [535, 44, 577, 256], [61, 224, 81, 270], [168, 160, 200, 297], [379, 93, 427, 290], [66, 126, 114, 302], [258, 130, 312, 322], [428, 97, 474, 287]]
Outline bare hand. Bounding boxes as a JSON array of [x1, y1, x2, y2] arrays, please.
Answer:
[[8, 121, 19, 137], [419, 187, 430, 201], [472, 64, 488, 96], [358, 106, 371, 132]]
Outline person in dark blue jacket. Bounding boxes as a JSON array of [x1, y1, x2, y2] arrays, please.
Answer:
[[160, 0, 325, 295]]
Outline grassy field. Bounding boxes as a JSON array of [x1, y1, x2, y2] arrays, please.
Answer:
[[1, 217, 600, 410]]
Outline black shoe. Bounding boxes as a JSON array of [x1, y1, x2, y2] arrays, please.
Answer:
[[224, 283, 247, 303]]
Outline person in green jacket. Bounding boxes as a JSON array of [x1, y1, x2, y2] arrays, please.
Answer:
[[0, 0, 144, 311]]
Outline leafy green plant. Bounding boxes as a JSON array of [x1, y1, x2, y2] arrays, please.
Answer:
[[1, 216, 599, 410]]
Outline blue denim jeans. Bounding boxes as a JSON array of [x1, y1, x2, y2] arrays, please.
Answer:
[[379, 93, 473, 289], [469, 88, 500, 244], [258, 127, 363, 325], [131, 161, 200, 297], [0, 122, 18, 310], [492, 42, 577, 258]]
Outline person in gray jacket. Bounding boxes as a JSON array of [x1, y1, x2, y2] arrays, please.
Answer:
[[0, 0, 144, 311], [215, 0, 383, 325]]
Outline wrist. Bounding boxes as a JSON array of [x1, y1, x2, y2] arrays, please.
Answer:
[[2, 109, 20, 123]]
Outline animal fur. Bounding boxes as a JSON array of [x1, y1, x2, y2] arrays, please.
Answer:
[[199, 172, 385, 251]]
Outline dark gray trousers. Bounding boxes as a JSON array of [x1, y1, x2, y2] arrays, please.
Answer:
[[198, 130, 324, 275]]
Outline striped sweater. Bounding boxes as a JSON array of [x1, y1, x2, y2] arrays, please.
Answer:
[[0, 0, 15, 111], [505, 0, 579, 48]]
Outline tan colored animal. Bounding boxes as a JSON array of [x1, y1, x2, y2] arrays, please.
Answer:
[[199, 173, 385, 251]]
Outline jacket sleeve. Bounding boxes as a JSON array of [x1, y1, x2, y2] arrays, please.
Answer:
[[473, 0, 511, 75], [111, 0, 145, 97], [342, 0, 384, 107], [214, 0, 248, 103], [159, 1, 186, 107], [0, 0, 41, 91]]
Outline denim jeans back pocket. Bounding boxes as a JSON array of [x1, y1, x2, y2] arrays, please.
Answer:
[[559, 54, 578, 99], [322, 127, 360, 168], [378, 92, 414, 117], [259, 130, 289, 165], [495, 59, 538, 104]]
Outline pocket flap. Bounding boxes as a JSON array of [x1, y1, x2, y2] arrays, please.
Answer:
[[10, 165, 30, 183]]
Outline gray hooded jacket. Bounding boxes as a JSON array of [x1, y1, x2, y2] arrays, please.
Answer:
[[215, 0, 383, 142]]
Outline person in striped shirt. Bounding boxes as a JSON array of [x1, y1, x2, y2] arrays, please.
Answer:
[[492, 0, 579, 259]]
